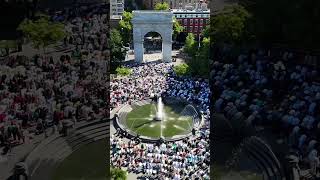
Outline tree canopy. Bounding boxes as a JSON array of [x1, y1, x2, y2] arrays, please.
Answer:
[[18, 16, 66, 53], [118, 11, 133, 45], [110, 167, 127, 180], [239, 0, 320, 49], [173, 63, 191, 76], [183, 33, 211, 77], [154, 2, 170, 10], [210, 5, 251, 45], [116, 66, 132, 76], [184, 33, 197, 56], [173, 17, 184, 40], [110, 29, 126, 72]]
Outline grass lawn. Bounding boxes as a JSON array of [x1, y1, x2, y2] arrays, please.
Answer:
[[125, 104, 193, 138], [53, 140, 108, 180]]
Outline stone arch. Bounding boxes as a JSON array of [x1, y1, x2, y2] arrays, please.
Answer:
[[132, 11, 173, 63], [143, 31, 163, 60]]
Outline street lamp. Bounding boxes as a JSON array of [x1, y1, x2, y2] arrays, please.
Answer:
[[198, 33, 201, 49]]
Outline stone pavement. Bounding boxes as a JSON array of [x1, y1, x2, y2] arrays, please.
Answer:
[[125, 49, 186, 64], [110, 106, 140, 180], [0, 135, 44, 179]]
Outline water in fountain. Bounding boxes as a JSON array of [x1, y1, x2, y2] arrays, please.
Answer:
[[180, 104, 201, 129], [155, 97, 165, 121]]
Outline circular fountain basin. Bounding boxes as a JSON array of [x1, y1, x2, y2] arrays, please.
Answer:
[[116, 97, 203, 142]]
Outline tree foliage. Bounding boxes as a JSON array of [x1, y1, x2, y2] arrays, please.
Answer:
[[18, 16, 66, 53], [184, 33, 197, 56], [211, 5, 251, 45], [240, 0, 320, 49], [189, 37, 210, 77], [173, 63, 191, 76], [183, 33, 210, 77], [116, 66, 132, 76], [173, 17, 184, 40], [110, 167, 127, 180], [118, 11, 133, 45], [110, 29, 126, 72], [154, 2, 170, 10]]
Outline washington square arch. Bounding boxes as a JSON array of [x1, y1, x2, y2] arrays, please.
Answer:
[[132, 11, 173, 63]]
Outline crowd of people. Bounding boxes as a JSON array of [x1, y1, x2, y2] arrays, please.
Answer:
[[0, 4, 108, 156], [211, 49, 320, 176], [110, 62, 210, 113], [110, 62, 210, 179]]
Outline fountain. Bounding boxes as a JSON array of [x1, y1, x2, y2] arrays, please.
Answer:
[[154, 97, 164, 121], [117, 97, 203, 141]]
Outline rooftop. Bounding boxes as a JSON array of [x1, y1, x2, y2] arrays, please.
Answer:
[[171, 9, 210, 13], [110, 15, 122, 20], [132, 10, 171, 13]]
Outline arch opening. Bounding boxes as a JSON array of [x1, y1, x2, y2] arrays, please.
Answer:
[[143, 31, 163, 62]]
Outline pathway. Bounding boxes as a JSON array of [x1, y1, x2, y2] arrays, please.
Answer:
[[0, 135, 44, 179]]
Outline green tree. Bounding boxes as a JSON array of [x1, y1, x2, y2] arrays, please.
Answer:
[[110, 29, 126, 72], [154, 2, 170, 10], [116, 66, 132, 76], [173, 63, 191, 76], [184, 33, 197, 56], [118, 11, 133, 45], [240, 0, 320, 49], [197, 37, 210, 77], [211, 5, 251, 45], [173, 17, 184, 41], [187, 37, 210, 77], [18, 16, 66, 54], [110, 167, 127, 180], [202, 26, 211, 38]]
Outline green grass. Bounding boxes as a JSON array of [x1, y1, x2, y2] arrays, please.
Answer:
[[53, 140, 107, 180], [125, 104, 193, 138]]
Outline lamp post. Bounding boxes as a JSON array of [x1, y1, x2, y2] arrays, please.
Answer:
[[198, 34, 201, 49]]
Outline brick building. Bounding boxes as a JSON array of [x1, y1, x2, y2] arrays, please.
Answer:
[[110, 0, 124, 16], [172, 7, 210, 38], [142, 0, 208, 10]]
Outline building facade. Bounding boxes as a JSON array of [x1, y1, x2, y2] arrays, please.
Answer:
[[173, 8, 210, 38], [142, 0, 208, 10], [110, 0, 124, 16]]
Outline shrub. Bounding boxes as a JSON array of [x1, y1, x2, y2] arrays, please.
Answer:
[[116, 67, 132, 76], [173, 63, 191, 76]]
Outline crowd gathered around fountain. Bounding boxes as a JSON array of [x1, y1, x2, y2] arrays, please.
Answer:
[[110, 63, 210, 113], [110, 62, 210, 179], [0, 4, 108, 155], [211, 49, 320, 176]]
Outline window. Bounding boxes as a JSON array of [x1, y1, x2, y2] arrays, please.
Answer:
[[199, 26, 203, 32], [206, 19, 209, 24], [194, 26, 198, 32], [184, 19, 188, 25], [184, 26, 187, 32], [195, 19, 198, 25], [189, 26, 193, 32], [190, 19, 193, 25], [200, 19, 203, 25]]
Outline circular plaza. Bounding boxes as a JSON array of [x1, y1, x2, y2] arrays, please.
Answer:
[[116, 97, 203, 141], [110, 61, 211, 179]]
